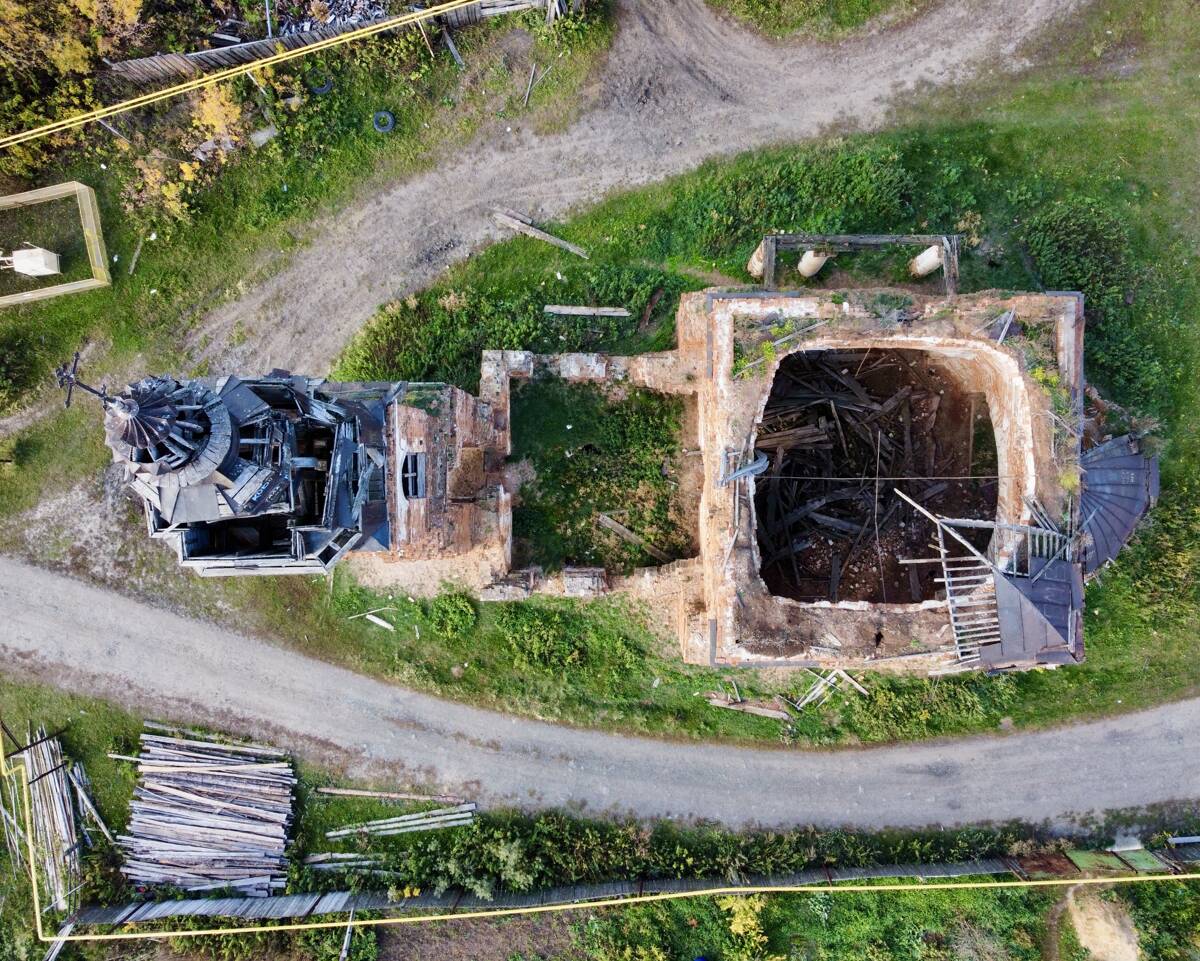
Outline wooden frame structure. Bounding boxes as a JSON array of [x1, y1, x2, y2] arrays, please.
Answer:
[[0, 182, 110, 308], [758, 232, 962, 295]]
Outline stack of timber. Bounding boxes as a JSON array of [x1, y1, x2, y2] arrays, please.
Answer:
[[115, 730, 295, 897], [279, 0, 387, 35], [2, 726, 82, 914], [325, 802, 476, 839]]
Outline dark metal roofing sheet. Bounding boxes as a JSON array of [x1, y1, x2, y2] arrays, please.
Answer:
[[1167, 844, 1200, 864], [988, 562, 1081, 667], [1081, 434, 1158, 573]]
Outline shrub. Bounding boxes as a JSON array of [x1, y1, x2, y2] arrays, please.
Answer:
[[1120, 881, 1200, 961], [1024, 199, 1130, 317], [296, 921, 379, 961], [330, 808, 1037, 901], [0, 328, 38, 415], [496, 604, 585, 668], [429, 591, 477, 638]]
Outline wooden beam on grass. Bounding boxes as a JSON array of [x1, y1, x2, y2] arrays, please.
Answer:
[[316, 786, 466, 804], [492, 208, 589, 259], [596, 513, 671, 563], [543, 305, 631, 317]]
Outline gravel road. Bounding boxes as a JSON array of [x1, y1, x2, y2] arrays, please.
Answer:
[[194, 0, 1084, 375], [3, 555, 1195, 829]]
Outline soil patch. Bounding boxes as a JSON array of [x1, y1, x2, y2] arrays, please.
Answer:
[[379, 914, 578, 961], [1068, 889, 1140, 961]]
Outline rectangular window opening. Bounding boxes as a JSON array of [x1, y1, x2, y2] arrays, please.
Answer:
[[401, 452, 427, 499]]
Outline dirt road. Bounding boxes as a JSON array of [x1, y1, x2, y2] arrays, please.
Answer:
[[195, 0, 1083, 374], [3, 555, 1196, 829]]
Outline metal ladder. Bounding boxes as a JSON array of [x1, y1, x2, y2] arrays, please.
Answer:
[[935, 524, 1001, 663]]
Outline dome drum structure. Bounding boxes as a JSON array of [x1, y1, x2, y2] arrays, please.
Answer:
[[70, 366, 508, 577]]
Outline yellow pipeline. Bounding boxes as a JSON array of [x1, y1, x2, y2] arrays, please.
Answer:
[[3, 744, 1196, 945], [0, 0, 487, 152]]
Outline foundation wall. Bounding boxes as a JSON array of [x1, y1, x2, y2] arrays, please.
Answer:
[[687, 289, 1081, 671]]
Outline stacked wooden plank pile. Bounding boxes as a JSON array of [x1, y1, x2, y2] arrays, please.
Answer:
[[13, 727, 82, 913], [116, 730, 295, 897]]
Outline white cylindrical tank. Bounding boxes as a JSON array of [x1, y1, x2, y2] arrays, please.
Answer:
[[798, 250, 831, 278], [746, 240, 766, 279], [908, 244, 943, 278]]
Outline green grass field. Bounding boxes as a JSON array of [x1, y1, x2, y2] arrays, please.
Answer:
[[706, 0, 918, 37], [1, 0, 1199, 752]]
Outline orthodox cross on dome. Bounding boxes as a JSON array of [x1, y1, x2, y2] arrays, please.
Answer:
[[54, 351, 111, 409]]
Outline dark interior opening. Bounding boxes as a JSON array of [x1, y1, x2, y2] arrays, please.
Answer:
[[753, 348, 998, 603], [184, 514, 294, 558], [401, 452, 427, 499]]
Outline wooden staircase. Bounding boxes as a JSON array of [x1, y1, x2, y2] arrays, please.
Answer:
[[934, 524, 1001, 664]]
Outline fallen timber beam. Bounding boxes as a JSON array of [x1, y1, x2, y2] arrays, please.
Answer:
[[543, 305, 630, 317], [316, 786, 466, 804], [442, 27, 464, 68], [702, 693, 791, 722], [67, 767, 114, 844], [772, 233, 957, 252], [355, 816, 476, 837], [326, 802, 477, 837], [492, 209, 589, 259], [596, 513, 671, 563], [756, 233, 962, 294]]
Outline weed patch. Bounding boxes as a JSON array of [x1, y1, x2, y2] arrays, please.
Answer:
[[335, 263, 689, 391], [510, 379, 692, 571]]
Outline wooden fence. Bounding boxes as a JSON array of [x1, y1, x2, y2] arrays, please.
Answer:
[[71, 840, 1200, 930], [106, 0, 546, 89], [75, 858, 1014, 925], [0, 182, 110, 309]]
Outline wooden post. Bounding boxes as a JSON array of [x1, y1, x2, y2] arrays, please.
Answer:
[[762, 236, 777, 290]]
